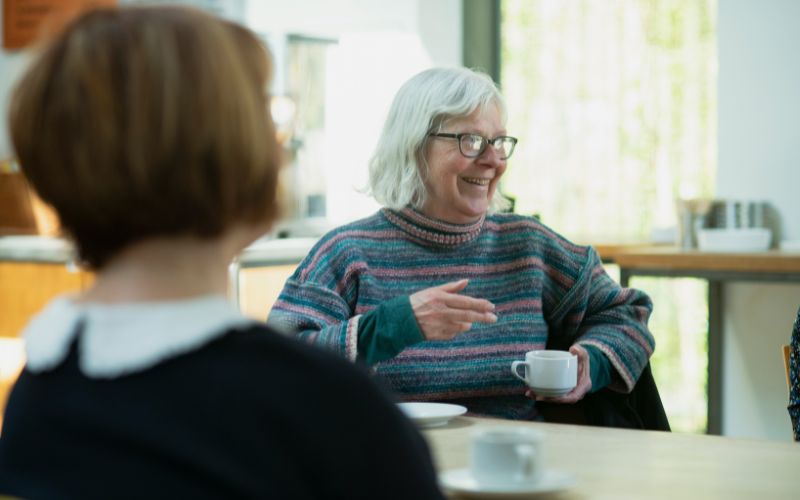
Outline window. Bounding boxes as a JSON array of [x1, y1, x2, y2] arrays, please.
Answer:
[[501, 0, 717, 432]]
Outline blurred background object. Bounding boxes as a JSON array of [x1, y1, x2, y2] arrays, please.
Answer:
[[0, 159, 60, 236], [677, 199, 713, 249], [3, 0, 118, 50], [677, 199, 777, 252], [266, 33, 336, 229]]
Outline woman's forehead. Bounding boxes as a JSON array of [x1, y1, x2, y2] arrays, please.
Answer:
[[444, 105, 504, 129]]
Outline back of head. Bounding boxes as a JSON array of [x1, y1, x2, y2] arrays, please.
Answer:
[[9, 6, 281, 269], [367, 67, 507, 211]]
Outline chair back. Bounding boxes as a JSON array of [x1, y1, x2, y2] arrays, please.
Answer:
[[783, 344, 791, 395]]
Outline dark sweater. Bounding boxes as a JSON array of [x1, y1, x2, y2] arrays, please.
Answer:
[[0, 324, 444, 499]]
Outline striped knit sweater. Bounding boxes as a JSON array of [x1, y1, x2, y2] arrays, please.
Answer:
[[269, 207, 655, 420]]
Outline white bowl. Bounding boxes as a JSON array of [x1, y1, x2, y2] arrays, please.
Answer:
[[696, 228, 771, 252]]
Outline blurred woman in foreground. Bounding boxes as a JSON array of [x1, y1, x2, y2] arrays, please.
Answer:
[[0, 6, 443, 498]]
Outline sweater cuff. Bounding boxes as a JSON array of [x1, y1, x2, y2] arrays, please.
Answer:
[[356, 295, 425, 365], [583, 344, 612, 393]]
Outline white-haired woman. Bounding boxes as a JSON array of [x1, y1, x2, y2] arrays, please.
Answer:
[[269, 67, 658, 424]]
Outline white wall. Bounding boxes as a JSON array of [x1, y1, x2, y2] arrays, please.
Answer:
[[246, 0, 461, 56], [246, 0, 462, 225], [0, 0, 462, 221], [718, 0, 800, 441]]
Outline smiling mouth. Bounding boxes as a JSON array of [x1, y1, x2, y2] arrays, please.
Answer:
[[462, 177, 491, 186]]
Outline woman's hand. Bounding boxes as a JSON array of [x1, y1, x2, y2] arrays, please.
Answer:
[[527, 344, 592, 404], [409, 279, 497, 341]]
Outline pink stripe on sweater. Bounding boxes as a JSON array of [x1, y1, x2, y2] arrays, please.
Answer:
[[338, 261, 369, 295], [398, 387, 522, 401], [494, 299, 542, 312], [397, 342, 545, 359], [368, 257, 545, 278], [272, 301, 340, 324], [483, 219, 588, 254], [300, 229, 399, 281]]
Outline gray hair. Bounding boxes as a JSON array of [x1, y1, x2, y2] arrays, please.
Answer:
[[367, 67, 510, 212]]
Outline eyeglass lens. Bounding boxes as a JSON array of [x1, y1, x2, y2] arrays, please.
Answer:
[[459, 134, 515, 159]]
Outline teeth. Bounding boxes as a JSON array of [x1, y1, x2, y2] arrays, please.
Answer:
[[463, 177, 491, 186]]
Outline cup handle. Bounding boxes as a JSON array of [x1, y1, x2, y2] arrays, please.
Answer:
[[511, 360, 528, 383], [515, 444, 537, 482]]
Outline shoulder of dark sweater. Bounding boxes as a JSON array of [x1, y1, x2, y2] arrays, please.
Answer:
[[200, 323, 383, 391], [206, 324, 443, 496], [195, 324, 420, 420]]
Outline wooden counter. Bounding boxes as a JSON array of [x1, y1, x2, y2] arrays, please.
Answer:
[[599, 245, 800, 275], [593, 244, 800, 435]]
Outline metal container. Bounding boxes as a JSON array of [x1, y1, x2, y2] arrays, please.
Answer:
[[708, 200, 768, 229]]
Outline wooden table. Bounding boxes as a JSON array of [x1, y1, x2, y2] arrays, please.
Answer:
[[425, 416, 800, 499], [594, 245, 800, 435]]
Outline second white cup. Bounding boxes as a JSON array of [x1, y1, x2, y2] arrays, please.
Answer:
[[470, 426, 544, 487], [511, 350, 577, 397]]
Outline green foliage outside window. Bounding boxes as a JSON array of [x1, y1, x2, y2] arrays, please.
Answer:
[[501, 0, 717, 433]]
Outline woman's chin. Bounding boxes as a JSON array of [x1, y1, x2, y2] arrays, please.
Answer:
[[453, 203, 489, 222]]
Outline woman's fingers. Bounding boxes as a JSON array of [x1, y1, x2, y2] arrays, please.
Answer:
[[442, 308, 497, 324], [454, 322, 473, 333], [443, 294, 495, 313], [410, 280, 498, 340], [434, 279, 470, 293]]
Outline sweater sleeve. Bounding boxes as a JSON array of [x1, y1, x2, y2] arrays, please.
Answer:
[[584, 344, 612, 393], [545, 246, 655, 392], [267, 251, 424, 365]]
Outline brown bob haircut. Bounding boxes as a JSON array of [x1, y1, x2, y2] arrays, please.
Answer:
[[9, 6, 281, 269]]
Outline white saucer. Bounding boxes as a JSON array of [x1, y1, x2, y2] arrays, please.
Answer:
[[439, 468, 576, 498], [530, 387, 572, 397], [396, 402, 467, 428]]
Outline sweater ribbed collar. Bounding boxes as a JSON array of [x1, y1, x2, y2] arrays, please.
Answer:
[[382, 207, 485, 248]]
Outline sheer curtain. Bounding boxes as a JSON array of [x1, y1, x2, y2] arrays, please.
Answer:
[[501, 0, 716, 240], [500, 0, 717, 432]]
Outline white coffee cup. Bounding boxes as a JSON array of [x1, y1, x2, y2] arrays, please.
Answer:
[[511, 350, 578, 397], [470, 426, 544, 486]]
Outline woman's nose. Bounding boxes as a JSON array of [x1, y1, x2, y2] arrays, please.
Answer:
[[479, 143, 505, 167]]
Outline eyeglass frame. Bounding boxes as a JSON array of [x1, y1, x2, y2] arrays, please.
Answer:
[[428, 132, 518, 160]]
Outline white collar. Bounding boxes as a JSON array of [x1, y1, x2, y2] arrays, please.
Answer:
[[23, 295, 256, 379]]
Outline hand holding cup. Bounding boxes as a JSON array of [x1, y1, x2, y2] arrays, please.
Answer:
[[512, 346, 591, 403]]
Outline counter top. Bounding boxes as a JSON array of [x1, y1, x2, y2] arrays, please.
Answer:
[[0, 235, 319, 266], [237, 237, 318, 267], [601, 245, 800, 273], [0, 236, 75, 264]]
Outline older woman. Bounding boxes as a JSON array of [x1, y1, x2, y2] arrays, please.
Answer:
[[0, 7, 443, 498], [269, 67, 658, 424]]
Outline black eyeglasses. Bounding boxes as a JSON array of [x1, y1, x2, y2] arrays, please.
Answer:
[[429, 133, 518, 160]]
